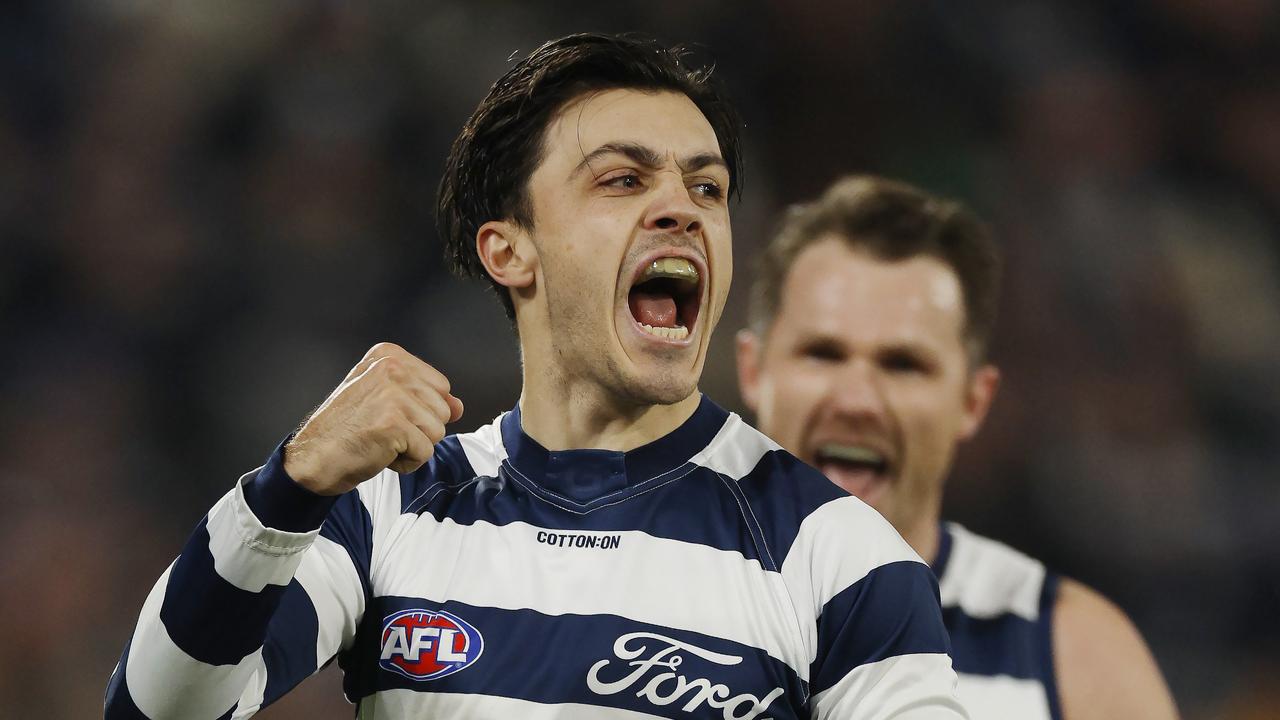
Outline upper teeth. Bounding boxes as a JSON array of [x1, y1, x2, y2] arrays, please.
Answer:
[[640, 257, 699, 285], [819, 445, 884, 464]]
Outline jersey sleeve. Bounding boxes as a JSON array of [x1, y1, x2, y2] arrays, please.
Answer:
[[784, 496, 968, 719], [104, 442, 374, 719]]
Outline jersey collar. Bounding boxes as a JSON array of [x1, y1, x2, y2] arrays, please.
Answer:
[[499, 394, 729, 503]]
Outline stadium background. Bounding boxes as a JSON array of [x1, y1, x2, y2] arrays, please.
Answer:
[[1, 1, 1277, 717]]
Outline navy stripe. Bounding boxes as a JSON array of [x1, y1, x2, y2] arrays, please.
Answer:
[[736, 450, 849, 568], [160, 520, 287, 666], [400, 435, 476, 514], [717, 473, 778, 571], [261, 579, 322, 706], [342, 596, 808, 718], [401, 461, 775, 564], [318, 490, 375, 602], [104, 638, 149, 719], [943, 608, 1041, 678], [943, 571, 1060, 686], [398, 426, 845, 570], [811, 560, 950, 696]]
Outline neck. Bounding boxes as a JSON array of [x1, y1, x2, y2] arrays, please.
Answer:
[[517, 364, 702, 453], [899, 517, 942, 567]]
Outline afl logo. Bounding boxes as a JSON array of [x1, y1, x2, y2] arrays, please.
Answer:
[[379, 609, 484, 681]]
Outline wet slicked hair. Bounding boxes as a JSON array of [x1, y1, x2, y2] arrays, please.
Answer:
[[436, 32, 744, 319], [748, 175, 1002, 364]]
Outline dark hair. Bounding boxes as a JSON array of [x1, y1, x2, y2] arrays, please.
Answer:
[[749, 175, 1002, 364], [436, 33, 744, 319]]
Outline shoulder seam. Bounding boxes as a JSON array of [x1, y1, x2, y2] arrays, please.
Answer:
[[715, 473, 778, 572]]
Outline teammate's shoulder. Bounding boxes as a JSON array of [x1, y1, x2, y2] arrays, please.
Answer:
[[1053, 578, 1180, 720]]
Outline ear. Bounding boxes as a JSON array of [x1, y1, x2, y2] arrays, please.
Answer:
[[735, 329, 762, 413], [476, 220, 537, 290], [958, 364, 1000, 441]]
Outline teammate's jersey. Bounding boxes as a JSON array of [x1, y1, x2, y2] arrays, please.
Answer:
[[106, 396, 967, 719], [934, 522, 1061, 720]]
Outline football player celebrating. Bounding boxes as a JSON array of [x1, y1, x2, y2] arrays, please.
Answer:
[[736, 175, 1179, 720], [107, 36, 967, 719]]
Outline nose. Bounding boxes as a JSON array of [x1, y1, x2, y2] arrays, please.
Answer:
[[828, 359, 890, 422], [643, 174, 702, 235]]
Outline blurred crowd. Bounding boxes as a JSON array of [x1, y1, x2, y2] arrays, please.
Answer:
[[1, 1, 1277, 718]]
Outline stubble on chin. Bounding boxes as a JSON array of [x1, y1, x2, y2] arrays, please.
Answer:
[[601, 351, 698, 407]]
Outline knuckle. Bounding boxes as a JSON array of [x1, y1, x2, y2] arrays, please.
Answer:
[[424, 366, 450, 393], [374, 356, 404, 381], [427, 421, 447, 443], [369, 341, 401, 357]]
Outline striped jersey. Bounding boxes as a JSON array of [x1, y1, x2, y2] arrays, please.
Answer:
[[934, 522, 1061, 720], [106, 396, 968, 719]]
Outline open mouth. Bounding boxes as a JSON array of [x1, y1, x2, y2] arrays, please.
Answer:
[[813, 443, 892, 502], [627, 256, 703, 341]]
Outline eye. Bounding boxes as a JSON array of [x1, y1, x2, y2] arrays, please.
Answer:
[[798, 339, 845, 364], [690, 180, 724, 200], [880, 349, 929, 374], [600, 172, 644, 191]]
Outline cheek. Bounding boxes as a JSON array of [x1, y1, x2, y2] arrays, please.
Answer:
[[759, 360, 827, 425], [898, 388, 967, 457]]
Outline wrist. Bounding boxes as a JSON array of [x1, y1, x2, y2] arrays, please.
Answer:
[[282, 437, 340, 496], [245, 437, 340, 532]]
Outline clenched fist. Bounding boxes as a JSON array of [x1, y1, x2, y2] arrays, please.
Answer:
[[283, 343, 465, 496]]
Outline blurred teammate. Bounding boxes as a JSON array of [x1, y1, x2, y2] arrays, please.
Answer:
[[106, 37, 967, 718], [736, 175, 1179, 720]]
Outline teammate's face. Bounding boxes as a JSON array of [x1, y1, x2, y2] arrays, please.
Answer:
[[737, 238, 997, 540], [522, 88, 732, 405]]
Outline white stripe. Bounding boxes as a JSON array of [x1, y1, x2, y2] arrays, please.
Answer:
[[689, 412, 779, 480], [356, 468, 401, 522], [780, 495, 926, 663], [939, 523, 1044, 622], [457, 414, 507, 477], [809, 653, 968, 719], [126, 565, 266, 719], [296, 535, 366, 659], [955, 673, 1052, 720], [359, 689, 667, 719], [205, 473, 320, 593], [370, 516, 809, 678], [230, 667, 266, 719]]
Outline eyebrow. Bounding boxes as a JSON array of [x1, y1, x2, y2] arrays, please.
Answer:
[[571, 141, 728, 178]]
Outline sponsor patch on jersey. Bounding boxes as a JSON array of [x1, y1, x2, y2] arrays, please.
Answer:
[[379, 609, 484, 681], [588, 631, 784, 719]]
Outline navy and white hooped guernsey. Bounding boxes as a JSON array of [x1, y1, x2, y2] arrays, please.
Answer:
[[106, 396, 968, 719], [934, 522, 1062, 720]]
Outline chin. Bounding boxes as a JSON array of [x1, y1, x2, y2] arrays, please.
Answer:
[[618, 367, 700, 407]]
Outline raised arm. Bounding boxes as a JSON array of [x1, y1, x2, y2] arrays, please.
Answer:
[[105, 454, 369, 718], [105, 343, 463, 718]]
